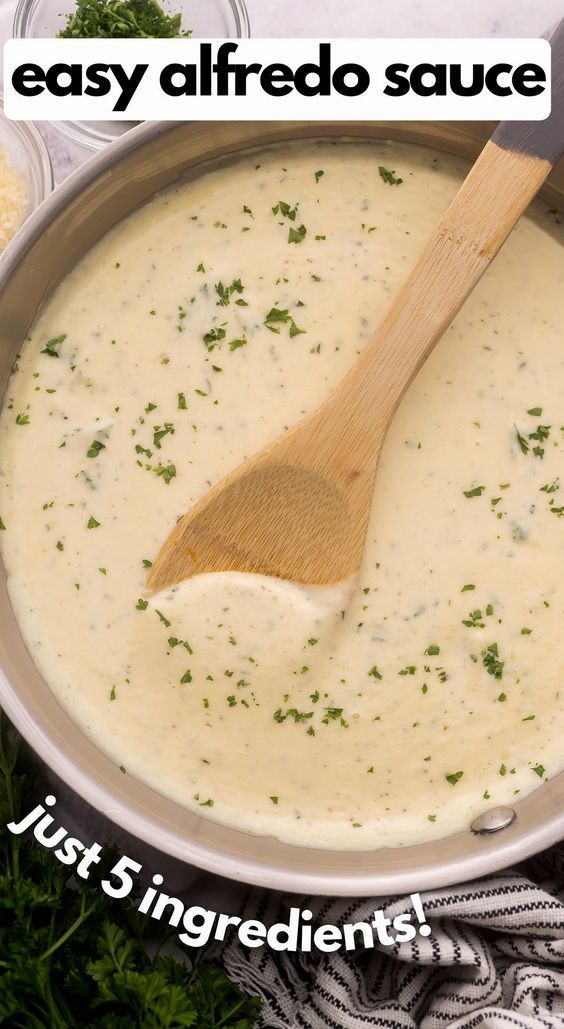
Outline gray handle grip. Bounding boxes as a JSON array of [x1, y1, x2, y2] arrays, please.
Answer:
[[493, 17, 564, 165]]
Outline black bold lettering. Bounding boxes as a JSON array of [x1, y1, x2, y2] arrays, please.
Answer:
[[11, 63, 45, 97], [45, 63, 81, 97], [293, 43, 332, 97], [111, 64, 148, 112], [332, 62, 369, 97], [84, 64, 112, 97], [485, 63, 512, 97], [383, 63, 410, 97], [410, 63, 446, 97], [160, 63, 197, 96], [512, 63, 546, 96], [260, 64, 293, 97], [449, 63, 483, 97]]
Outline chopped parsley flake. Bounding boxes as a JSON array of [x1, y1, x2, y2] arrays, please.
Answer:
[[288, 224, 307, 245], [272, 200, 297, 221], [482, 643, 503, 679], [264, 307, 305, 338], [41, 333, 66, 357], [515, 426, 529, 455], [152, 423, 174, 449], [87, 440, 105, 458], [203, 327, 226, 352], [154, 463, 176, 485], [378, 166, 403, 186], [462, 609, 485, 629], [215, 278, 244, 307]]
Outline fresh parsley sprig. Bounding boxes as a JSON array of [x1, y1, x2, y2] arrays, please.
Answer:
[[0, 709, 261, 1028], [57, 0, 191, 39]]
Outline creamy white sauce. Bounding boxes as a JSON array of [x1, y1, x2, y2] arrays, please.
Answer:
[[1, 140, 563, 850]]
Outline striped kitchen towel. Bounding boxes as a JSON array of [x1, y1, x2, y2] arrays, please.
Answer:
[[222, 843, 564, 1028]]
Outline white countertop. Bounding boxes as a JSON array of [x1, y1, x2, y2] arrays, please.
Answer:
[[2, 0, 563, 41]]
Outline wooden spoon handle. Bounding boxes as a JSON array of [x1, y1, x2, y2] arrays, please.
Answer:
[[336, 143, 551, 444], [323, 19, 564, 465], [303, 142, 552, 477]]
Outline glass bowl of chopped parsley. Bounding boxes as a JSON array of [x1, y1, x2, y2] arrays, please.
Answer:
[[13, 0, 251, 150]]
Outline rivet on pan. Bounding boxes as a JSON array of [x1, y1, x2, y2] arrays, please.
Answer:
[[471, 806, 517, 835]]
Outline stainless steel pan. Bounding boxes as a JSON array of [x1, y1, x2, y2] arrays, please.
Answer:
[[0, 121, 562, 896]]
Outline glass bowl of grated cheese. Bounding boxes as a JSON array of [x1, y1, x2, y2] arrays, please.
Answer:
[[0, 94, 53, 255]]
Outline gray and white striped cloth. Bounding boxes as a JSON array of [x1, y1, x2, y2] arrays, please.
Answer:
[[222, 843, 564, 1028]]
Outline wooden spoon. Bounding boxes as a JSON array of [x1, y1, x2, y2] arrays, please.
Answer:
[[148, 26, 564, 592]]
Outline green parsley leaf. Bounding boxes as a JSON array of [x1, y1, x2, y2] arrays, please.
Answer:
[[87, 440, 106, 458], [515, 425, 529, 455], [203, 326, 226, 351], [272, 200, 298, 221], [0, 707, 262, 1026], [288, 224, 307, 244], [41, 333, 66, 357], [153, 463, 176, 485], [152, 422, 174, 449], [57, 0, 191, 37], [482, 642, 504, 679], [378, 166, 403, 186], [215, 278, 244, 307]]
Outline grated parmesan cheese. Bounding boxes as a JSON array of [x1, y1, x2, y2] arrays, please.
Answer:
[[0, 148, 28, 252]]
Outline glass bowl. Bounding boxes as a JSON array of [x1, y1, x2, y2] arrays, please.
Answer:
[[13, 0, 251, 150], [0, 92, 53, 253]]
